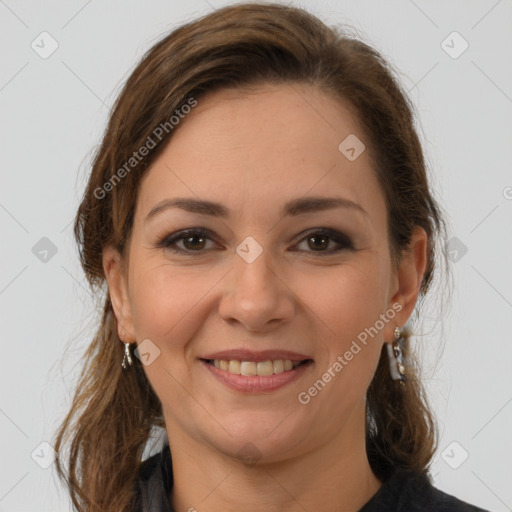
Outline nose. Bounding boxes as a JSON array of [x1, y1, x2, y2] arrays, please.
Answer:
[[218, 245, 295, 333]]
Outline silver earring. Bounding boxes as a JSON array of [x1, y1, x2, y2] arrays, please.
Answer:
[[122, 342, 133, 370], [386, 326, 406, 385]]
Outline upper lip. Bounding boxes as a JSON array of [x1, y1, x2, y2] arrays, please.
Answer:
[[201, 349, 312, 362]]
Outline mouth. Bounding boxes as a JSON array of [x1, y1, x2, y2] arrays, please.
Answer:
[[202, 358, 312, 376], [199, 350, 314, 393]]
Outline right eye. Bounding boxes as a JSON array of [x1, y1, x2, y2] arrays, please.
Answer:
[[156, 229, 221, 254]]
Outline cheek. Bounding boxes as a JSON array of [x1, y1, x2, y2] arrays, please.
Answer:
[[128, 258, 212, 344], [297, 259, 390, 389], [298, 259, 390, 337], [128, 260, 217, 405], [291, 264, 390, 434]]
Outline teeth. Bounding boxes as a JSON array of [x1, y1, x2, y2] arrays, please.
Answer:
[[228, 360, 241, 374], [257, 360, 274, 376], [273, 360, 284, 374], [211, 359, 305, 376], [240, 361, 257, 376]]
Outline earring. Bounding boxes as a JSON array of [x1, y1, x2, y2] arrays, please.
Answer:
[[386, 326, 406, 385], [122, 342, 133, 370]]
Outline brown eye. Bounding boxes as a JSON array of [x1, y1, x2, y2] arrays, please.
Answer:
[[295, 229, 353, 254], [307, 234, 330, 251], [157, 229, 219, 254], [181, 234, 207, 251]]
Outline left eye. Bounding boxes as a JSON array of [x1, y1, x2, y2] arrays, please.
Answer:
[[294, 229, 353, 253], [157, 228, 353, 255]]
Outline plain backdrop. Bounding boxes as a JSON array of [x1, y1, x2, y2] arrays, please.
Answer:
[[1, 1, 511, 511]]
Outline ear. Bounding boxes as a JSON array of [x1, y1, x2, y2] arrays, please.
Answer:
[[384, 226, 428, 342], [102, 245, 136, 343]]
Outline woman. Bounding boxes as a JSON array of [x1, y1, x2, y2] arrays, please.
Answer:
[[53, 3, 489, 511]]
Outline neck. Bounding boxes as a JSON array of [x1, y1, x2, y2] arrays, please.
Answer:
[[166, 405, 382, 512]]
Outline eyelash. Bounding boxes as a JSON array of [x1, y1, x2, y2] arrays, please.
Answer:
[[156, 228, 354, 256]]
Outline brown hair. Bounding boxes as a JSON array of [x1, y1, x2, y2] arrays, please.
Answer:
[[54, 3, 448, 510]]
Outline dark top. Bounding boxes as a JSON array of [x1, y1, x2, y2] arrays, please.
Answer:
[[132, 443, 489, 511]]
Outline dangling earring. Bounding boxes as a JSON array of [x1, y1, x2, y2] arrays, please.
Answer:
[[122, 342, 133, 370], [386, 326, 406, 385]]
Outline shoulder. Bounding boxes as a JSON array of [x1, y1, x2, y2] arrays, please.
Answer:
[[137, 449, 164, 482], [131, 444, 174, 512], [360, 468, 490, 512]]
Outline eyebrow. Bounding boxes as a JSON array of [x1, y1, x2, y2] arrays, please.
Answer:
[[145, 195, 368, 223]]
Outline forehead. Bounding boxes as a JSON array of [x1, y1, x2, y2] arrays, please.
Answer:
[[134, 82, 384, 227]]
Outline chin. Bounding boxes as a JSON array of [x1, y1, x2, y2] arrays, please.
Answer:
[[202, 412, 312, 465]]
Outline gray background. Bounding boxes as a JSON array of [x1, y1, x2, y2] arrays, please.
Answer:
[[1, 0, 511, 510]]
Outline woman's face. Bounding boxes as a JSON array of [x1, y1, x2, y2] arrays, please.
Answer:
[[105, 83, 424, 464]]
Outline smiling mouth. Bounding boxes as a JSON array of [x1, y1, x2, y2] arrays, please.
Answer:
[[202, 358, 312, 377]]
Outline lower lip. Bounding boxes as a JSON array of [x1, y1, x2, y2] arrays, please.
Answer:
[[202, 360, 312, 393]]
